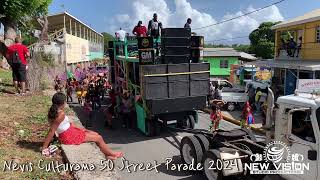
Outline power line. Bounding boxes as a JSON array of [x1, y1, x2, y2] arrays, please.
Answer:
[[194, 0, 286, 30]]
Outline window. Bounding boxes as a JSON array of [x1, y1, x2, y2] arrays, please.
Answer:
[[220, 59, 228, 68], [291, 110, 315, 143], [316, 26, 320, 43]]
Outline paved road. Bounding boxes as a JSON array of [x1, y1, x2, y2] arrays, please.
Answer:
[[69, 98, 266, 180]]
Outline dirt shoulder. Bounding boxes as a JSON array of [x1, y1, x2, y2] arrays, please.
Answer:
[[0, 69, 72, 179]]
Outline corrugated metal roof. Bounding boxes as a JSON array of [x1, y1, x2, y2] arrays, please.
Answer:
[[203, 48, 239, 57], [272, 8, 320, 29], [203, 48, 257, 60], [246, 59, 320, 71], [47, 11, 103, 36]]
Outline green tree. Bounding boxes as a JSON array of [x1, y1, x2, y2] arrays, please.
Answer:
[[249, 21, 281, 59], [233, 44, 251, 53], [101, 32, 114, 53], [0, 0, 52, 46]]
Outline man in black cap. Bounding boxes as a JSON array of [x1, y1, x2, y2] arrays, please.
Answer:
[[148, 13, 163, 38], [184, 18, 192, 29]]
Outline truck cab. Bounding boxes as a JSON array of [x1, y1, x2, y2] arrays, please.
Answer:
[[273, 93, 320, 180]]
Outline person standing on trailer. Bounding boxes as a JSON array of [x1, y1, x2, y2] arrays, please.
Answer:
[[115, 28, 126, 42], [184, 18, 192, 29], [148, 13, 163, 56], [148, 13, 163, 38], [132, 21, 147, 37]]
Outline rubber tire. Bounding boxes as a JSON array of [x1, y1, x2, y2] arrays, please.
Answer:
[[203, 149, 223, 180], [227, 102, 236, 111], [194, 134, 210, 162], [180, 136, 203, 165], [187, 115, 195, 129]]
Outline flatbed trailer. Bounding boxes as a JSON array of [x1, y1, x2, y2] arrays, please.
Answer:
[[109, 29, 209, 136]]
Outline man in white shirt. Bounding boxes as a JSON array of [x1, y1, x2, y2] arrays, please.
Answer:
[[116, 28, 126, 41]]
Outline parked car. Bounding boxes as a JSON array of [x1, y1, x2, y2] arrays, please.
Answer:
[[210, 78, 245, 93]]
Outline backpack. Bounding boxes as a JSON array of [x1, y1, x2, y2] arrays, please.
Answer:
[[8, 50, 21, 66]]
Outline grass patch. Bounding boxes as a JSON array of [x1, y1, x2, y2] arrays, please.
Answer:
[[0, 92, 72, 179], [0, 68, 12, 85]]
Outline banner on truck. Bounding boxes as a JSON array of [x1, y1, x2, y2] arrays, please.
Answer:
[[297, 79, 320, 92]]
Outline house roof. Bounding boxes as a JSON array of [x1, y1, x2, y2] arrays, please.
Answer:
[[203, 48, 257, 61], [204, 48, 240, 57], [246, 59, 320, 71], [46, 11, 103, 36], [272, 8, 320, 30]]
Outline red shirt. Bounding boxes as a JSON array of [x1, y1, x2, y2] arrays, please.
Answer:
[[133, 25, 147, 37], [7, 43, 29, 65]]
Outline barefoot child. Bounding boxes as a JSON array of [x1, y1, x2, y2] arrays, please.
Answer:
[[42, 92, 123, 160]]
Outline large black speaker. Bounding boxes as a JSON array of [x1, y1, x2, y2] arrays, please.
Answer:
[[161, 37, 191, 46], [138, 37, 154, 49], [108, 49, 115, 83], [162, 46, 191, 56], [161, 28, 191, 37], [108, 41, 114, 49], [190, 49, 203, 63], [191, 36, 204, 48], [162, 55, 190, 64]]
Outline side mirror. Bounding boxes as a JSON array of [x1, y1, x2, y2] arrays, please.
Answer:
[[308, 150, 317, 161]]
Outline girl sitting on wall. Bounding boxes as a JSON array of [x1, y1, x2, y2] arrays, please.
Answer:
[[42, 92, 123, 160]]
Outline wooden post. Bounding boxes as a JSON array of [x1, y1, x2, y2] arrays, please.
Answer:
[[74, 22, 77, 37], [69, 19, 72, 35]]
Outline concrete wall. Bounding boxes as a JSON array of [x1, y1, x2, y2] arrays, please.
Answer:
[[65, 34, 90, 64], [203, 56, 239, 76]]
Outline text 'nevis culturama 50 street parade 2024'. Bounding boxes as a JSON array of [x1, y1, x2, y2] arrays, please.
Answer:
[[1, 0, 320, 180]]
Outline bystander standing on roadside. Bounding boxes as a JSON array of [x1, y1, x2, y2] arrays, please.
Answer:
[[246, 84, 255, 108], [254, 87, 262, 115], [6, 37, 30, 95]]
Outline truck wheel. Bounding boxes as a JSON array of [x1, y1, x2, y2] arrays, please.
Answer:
[[194, 134, 210, 161], [186, 115, 195, 129], [203, 149, 223, 180], [227, 102, 236, 111], [180, 136, 203, 165]]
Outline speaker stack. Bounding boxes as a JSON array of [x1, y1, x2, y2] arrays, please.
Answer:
[[108, 41, 116, 84], [161, 28, 191, 64], [190, 36, 204, 63]]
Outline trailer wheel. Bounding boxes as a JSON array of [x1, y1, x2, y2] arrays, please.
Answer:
[[227, 102, 236, 111], [194, 134, 210, 161], [180, 136, 203, 165], [203, 149, 223, 180]]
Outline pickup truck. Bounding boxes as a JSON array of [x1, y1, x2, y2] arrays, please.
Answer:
[[210, 79, 266, 111]]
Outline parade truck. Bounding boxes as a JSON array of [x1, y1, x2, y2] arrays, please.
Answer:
[[179, 88, 320, 180], [108, 28, 209, 136]]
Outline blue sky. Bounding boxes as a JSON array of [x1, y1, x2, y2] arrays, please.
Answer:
[[49, 0, 320, 44]]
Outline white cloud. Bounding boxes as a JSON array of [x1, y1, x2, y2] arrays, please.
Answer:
[[106, 0, 284, 44]]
